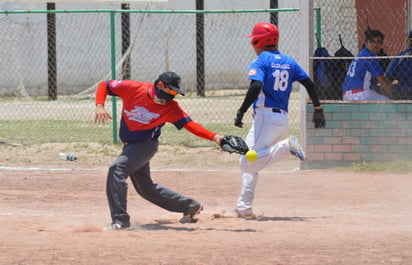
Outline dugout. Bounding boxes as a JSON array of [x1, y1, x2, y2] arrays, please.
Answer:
[[313, 35, 354, 101]]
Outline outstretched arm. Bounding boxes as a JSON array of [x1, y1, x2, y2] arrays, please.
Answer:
[[184, 121, 248, 154], [183, 120, 223, 145]]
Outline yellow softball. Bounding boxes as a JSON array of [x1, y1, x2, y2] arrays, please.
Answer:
[[245, 150, 258, 162]]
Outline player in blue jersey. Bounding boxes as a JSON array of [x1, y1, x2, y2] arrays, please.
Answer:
[[342, 29, 393, 100], [233, 23, 326, 219], [385, 30, 412, 99]]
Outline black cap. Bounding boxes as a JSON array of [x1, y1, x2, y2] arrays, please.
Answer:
[[158, 71, 185, 96]]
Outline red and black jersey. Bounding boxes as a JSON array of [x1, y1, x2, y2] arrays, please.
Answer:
[[106, 80, 191, 143]]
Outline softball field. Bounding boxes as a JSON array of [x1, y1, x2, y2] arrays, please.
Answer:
[[0, 143, 411, 265]]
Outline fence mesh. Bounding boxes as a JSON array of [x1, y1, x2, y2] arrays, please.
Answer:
[[3, 2, 409, 148], [313, 0, 411, 100], [0, 9, 302, 146]]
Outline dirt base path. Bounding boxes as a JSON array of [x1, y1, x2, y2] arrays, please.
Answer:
[[1, 143, 412, 264]]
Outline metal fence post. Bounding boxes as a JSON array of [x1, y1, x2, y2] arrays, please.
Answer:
[[110, 11, 118, 144], [196, 0, 205, 97], [47, 2, 57, 100]]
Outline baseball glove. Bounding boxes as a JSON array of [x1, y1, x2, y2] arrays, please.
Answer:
[[220, 135, 249, 155]]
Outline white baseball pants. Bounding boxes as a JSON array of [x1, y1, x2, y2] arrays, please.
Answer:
[[236, 108, 291, 215]]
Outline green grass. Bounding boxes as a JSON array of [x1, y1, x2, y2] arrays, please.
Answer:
[[0, 120, 113, 144], [0, 90, 302, 145], [337, 160, 412, 174], [0, 119, 248, 146]]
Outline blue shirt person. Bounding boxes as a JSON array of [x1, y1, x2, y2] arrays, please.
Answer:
[[385, 30, 412, 99], [233, 23, 325, 219], [342, 29, 393, 100]]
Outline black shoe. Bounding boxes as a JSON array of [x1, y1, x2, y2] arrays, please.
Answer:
[[179, 203, 203, 223]]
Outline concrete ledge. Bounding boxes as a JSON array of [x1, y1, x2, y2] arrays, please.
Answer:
[[305, 100, 412, 168]]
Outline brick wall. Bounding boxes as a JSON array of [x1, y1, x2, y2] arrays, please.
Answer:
[[303, 102, 412, 169]]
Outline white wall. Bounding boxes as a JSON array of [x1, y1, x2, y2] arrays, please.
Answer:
[[0, 0, 304, 95]]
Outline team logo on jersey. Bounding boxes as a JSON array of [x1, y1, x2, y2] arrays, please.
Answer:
[[248, 69, 257, 76], [275, 54, 281, 59], [125, 106, 160, 124]]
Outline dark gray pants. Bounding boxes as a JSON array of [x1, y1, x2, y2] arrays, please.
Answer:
[[106, 140, 199, 226]]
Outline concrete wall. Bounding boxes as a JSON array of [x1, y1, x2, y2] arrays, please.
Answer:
[[303, 101, 412, 169], [355, 0, 407, 55], [0, 0, 303, 96]]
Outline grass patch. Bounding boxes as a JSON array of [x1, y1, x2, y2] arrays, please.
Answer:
[[0, 120, 113, 144], [341, 160, 412, 174], [0, 119, 250, 146]]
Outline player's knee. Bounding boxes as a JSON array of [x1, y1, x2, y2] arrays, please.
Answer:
[[240, 157, 260, 173], [107, 163, 129, 182]]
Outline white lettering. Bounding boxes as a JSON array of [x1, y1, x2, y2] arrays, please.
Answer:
[[271, 63, 290, 69], [124, 106, 160, 124]]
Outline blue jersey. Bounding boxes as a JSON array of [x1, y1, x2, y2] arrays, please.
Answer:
[[247, 50, 308, 112], [342, 47, 384, 92], [385, 49, 412, 92]]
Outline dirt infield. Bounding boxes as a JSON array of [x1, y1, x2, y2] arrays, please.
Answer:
[[1, 143, 412, 265]]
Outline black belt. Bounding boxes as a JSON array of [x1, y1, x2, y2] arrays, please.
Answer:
[[272, 108, 281, 113]]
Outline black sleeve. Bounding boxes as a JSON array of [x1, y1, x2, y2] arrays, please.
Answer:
[[299, 77, 321, 107], [238, 80, 262, 113]]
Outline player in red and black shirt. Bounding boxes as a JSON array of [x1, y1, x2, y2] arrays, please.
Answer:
[[95, 71, 224, 230]]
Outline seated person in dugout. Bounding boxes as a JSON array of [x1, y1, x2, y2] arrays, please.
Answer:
[[385, 30, 412, 100], [342, 29, 393, 100]]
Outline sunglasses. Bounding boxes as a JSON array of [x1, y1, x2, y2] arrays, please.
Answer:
[[368, 39, 383, 45], [165, 85, 178, 96]]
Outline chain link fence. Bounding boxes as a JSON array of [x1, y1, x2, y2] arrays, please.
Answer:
[[3, 2, 408, 148], [313, 0, 411, 100], [0, 8, 302, 146]]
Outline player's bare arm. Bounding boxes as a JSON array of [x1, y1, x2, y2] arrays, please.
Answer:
[[95, 104, 112, 125], [94, 81, 112, 125], [213, 134, 224, 146]]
